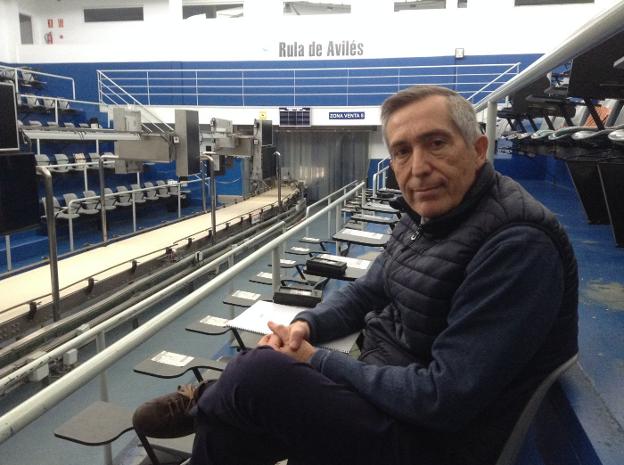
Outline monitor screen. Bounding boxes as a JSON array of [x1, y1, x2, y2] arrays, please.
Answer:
[[261, 120, 273, 146], [0, 152, 40, 234], [0, 82, 20, 152], [567, 30, 624, 99], [261, 146, 277, 180]]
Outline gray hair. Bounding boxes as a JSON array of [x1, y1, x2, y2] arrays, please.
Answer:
[[380, 85, 481, 146]]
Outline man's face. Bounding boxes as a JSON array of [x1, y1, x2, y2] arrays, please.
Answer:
[[385, 95, 488, 219]]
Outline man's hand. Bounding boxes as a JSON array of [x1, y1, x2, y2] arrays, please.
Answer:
[[258, 320, 316, 363]]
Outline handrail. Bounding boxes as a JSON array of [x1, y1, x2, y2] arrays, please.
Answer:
[[0, 181, 364, 444], [474, 2, 624, 113], [303, 180, 357, 238], [98, 62, 521, 106], [0, 64, 76, 99], [372, 166, 390, 198], [97, 70, 175, 133]]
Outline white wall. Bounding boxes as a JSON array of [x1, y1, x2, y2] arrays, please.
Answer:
[[5, 0, 622, 159], [9, 0, 622, 64], [0, 0, 20, 62]]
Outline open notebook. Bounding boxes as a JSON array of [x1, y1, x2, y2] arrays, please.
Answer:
[[227, 300, 359, 354]]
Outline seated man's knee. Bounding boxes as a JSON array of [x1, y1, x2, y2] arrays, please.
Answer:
[[217, 347, 294, 395]]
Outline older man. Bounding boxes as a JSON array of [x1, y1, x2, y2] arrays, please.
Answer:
[[134, 86, 578, 465]]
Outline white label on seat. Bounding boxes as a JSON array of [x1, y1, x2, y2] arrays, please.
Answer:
[[200, 315, 229, 327], [301, 236, 319, 242], [232, 290, 261, 300], [258, 272, 273, 279], [280, 259, 297, 265], [291, 247, 309, 252], [319, 254, 371, 270], [151, 350, 194, 367]]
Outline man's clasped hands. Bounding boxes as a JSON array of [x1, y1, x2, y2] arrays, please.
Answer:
[[258, 320, 317, 363]]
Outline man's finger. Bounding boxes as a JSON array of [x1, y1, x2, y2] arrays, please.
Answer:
[[267, 321, 289, 340]]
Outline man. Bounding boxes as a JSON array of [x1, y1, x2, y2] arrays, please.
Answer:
[[134, 85, 578, 465]]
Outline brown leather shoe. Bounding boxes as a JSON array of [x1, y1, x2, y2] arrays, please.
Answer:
[[133, 383, 201, 438]]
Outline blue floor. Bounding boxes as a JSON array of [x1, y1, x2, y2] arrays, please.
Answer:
[[0, 153, 623, 464]]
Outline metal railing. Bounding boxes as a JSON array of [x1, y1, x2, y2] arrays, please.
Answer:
[[0, 64, 76, 100], [97, 63, 521, 107], [372, 166, 390, 198], [475, 1, 624, 161], [18, 94, 107, 127], [304, 180, 358, 239], [0, 181, 365, 445], [96, 70, 174, 135]]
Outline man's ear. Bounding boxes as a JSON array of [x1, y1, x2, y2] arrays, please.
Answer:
[[473, 135, 488, 165]]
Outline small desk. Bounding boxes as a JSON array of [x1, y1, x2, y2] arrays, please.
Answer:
[[333, 227, 390, 248], [133, 350, 226, 381], [350, 213, 399, 228], [363, 202, 399, 216], [304, 253, 372, 281], [299, 236, 329, 251], [54, 401, 133, 446], [223, 289, 271, 307]]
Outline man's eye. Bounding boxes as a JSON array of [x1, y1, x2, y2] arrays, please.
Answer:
[[392, 147, 410, 159], [430, 138, 447, 150]]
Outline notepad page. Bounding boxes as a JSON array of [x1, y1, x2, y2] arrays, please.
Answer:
[[227, 300, 359, 354]]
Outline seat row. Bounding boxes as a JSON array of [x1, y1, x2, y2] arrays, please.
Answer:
[[19, 95, 72, 111], [21, 119, 94, 129], [34, 152, 115, 173], [44, 182, 187, 220], [500, 96, 624, 150]]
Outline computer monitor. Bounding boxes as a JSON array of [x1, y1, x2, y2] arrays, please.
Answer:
[[261, 120, 273, 146], [567, 30, 624, 99], [0, 152, 40, 234], [261, 145, 277, 180], [0, 82, 20, 152]]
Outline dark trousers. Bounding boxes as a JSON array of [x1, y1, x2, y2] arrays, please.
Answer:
[[190, 346, 443, 465]]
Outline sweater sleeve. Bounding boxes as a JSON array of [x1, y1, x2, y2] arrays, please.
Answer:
[[294, 252, 391, 343], [308, 226, 565, 431]]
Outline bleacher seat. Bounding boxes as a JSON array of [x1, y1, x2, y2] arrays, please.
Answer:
[[25, 95, 40, 108], [87, 152, 100, 170], [42, 98, 56, 110], [73, 153, 87, 171], [495, 354, 578, 465], [35, 154, 50, 168], [115, 186, 133, 207], [103, 188, 117, 211], [44, 196, 79, 221], [155, 180, 171, 199], [51, 154, 72, 173], [63, 193, 89, 217], [143, 182, 160, 201], [81, 191, 102, 215], [130, 183, 147, 204]]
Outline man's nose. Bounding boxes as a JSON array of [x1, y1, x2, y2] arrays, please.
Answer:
[[409, 147, 432, 176]]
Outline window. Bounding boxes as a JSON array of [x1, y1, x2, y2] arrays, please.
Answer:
[[394, 1, 446, 11], [19, 14, 33, 44], [183, 3, 243, 19], [515, 0, 592, 5], [284, 2, 351, 16], [84, 7, 144, 22]]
